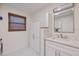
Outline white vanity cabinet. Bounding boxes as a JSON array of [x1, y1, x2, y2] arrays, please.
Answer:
[[45, 40, 79, 56]]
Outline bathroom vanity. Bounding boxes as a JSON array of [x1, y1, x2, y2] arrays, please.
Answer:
[[44, 37, 79, 56]]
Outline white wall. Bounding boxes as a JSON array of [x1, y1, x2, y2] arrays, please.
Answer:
[[0, 5, 31, 55]]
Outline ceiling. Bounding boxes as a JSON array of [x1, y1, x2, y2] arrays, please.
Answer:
[[2, 3, 50, 15]]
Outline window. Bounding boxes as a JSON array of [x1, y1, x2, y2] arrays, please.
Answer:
[[8, 13, 26, 31]]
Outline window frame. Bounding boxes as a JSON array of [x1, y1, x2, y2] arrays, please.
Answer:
[[8, 13, 26, 31]]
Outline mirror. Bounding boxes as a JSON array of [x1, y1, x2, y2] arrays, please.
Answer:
[[54, 7, 74, 33]]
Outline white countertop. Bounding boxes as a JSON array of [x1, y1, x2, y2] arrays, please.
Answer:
[[45, 37, 79, 49]]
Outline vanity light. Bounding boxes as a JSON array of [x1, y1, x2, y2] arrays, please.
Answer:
[[54, 8, 74, 16], [53, 3, 74, 13]]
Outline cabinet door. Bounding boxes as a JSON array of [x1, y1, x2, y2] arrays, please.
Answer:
[[45, 44, 72, 56], [45, 41, 61, 56], [45, 44, 56, 56], [45, 45, 56, 56], [60, 50, 72, 56]]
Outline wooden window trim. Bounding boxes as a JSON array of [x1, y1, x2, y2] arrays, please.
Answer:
[[8, 13, 26, 31]]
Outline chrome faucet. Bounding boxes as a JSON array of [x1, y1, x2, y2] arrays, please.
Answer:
[[60, 33, 63, 38]]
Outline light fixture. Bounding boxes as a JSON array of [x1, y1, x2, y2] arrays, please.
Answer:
[[53, 3, 74, 13]]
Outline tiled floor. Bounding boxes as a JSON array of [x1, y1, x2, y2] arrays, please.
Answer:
[[3, 48, 38, 56]]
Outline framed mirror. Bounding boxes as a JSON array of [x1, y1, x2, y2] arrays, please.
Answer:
[[53, 4, 74, 33]]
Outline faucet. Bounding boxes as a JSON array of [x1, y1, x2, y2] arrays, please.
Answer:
[[60, 33, 63, 38]]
